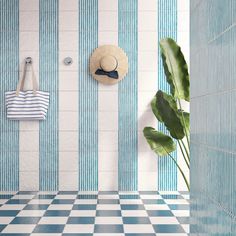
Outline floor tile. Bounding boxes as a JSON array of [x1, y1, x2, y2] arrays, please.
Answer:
[[44, 210, 71, 217], [123, 217, 151, 224], [94, 224, 124, 233], [2, 224, 35, 233], [123, 224, 155, 233], [33, 224, 65, 233], [0, 191, 189, 235], [147, 210, 174, 217], [63, 224, 94, 233], [10, 217, 41, 224], [95, 216, 123, 224], [67, 216, 95, 224], [152, 224, 185, 233], [38, 217, 68, 224], [96, 210, 121, 216]]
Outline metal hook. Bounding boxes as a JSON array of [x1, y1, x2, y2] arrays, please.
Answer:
[[25, 57, 32, 64], [64, 57, 73, 66]]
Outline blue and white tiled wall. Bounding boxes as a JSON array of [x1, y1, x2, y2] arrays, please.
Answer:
[[191, 0, 236, 234], [0, 0, 189, 192]]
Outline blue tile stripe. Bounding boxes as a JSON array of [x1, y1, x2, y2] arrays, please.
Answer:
[[0, 0, 19, 191], [39, 0, 59, 191], [158, 0, 178, 190], [118, 0, 138, 191], [78, 0, 98, 191]]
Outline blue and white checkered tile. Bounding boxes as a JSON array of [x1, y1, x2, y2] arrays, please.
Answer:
[[0, 191, 189, 235]]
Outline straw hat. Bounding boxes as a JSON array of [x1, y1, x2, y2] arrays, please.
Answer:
[[90, 45, 128, 85]]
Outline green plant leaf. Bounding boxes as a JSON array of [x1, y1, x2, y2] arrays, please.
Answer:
[[182, 111, 190, 135], [143, 127, 176, 156], [151, 96, 163, 122], [160, 38, 190, 101], [155, 90, 185, 139]]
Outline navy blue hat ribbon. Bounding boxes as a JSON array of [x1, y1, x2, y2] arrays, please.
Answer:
[[95, 69, 119, 79]]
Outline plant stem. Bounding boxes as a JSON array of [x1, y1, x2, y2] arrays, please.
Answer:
[[167, 153, 190, 191], [180, 139, 190, 162], [177, 140, 190, 169], [177, 98, 190, 150]]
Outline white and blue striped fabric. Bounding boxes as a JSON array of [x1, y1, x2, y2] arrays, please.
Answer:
[[5, 91, 49, 120]]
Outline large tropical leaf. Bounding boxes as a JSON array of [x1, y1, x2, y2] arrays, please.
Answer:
[[151, 96, 163, 122], [160, 38, 190, 101], [155, 90, 185, 139], [182, 111, 190, 135], [143, 127, 176, 156]]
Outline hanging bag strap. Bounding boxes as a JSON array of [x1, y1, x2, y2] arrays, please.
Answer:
[[16, 62, 38, 96]]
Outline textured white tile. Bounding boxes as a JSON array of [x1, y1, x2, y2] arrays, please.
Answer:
[[59, 11, 78, 31], [177, 11, 189, 32], [20, 152, 39, 171], [59, 91, 78, 111], [59, 131, 78, 151], [138, 91, 155, 111], [178, 0, 190, 11], [20, 32, 39, 51], [19, 131, 39, 152], [59, 0, 78, 11], [138, 0, 157, 11], [121, 210, 148, 217], [98, 91, 118, 111], [19, 171, 39, 191], [20, 121, 39, 131], [55, 195, 77, 199], [99, 11, 118, 31], [138, 131, 152, 152], [0, 217, 14, 224], [99, 152, 118, 171], [98, 111, 118, 131], [59, 111, 78, 130], [138, 152, 157, 172], [98, 32, 118, 45], [138, 51, 157, 71], [138, 111, 157, 131], [0, 204, 25, 210], [99, 172, 118, 191], [98, 0, 118, 11], [59, 152, 78, 171], [19, 12, 39, 31], [138, 71, 157, 91], [17, 210, 45, 217], [19, 0, 39, 11], [138, 172, 157, 191], [70, 210, 96, 217], [59, 71, 78, 91], [98, 131, 118, 151], [59, 32, 78, 51], [59, 171, 78, 190], [138, 12, 157, 31], [138, 32, 157, 51], [145, 204, 169, 210], [48, 204, 73, 210], [98, 83, 118, 91]]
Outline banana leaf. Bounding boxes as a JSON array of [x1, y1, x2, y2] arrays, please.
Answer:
[[155, 90, 185, 139], [143, 127, 176, 156], [160, 38, 190, 101]]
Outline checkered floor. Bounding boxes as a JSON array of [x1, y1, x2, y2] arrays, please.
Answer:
[[0, 191, 189, 235]]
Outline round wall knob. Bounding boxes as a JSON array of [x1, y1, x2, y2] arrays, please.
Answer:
[[64, 57, 73, 65]]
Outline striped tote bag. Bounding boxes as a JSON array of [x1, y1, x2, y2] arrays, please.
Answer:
[[5, 62, 49, 120]]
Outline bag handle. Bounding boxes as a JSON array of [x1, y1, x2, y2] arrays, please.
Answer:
[[16, 62, 38, 96]]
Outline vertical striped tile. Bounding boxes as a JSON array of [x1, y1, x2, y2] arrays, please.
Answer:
[[158, 0, 178, 190], [118, 0, 138, 191], [78, 0, 98, 191], [0, 0, 19, 191], [39, 0, 59, 191]]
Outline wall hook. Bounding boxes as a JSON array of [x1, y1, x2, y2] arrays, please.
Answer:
[[25, 57, 32, 64], [64, 57, 73, 66]]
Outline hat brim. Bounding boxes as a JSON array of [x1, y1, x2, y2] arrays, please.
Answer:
[[90, 45, 128, 85]]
